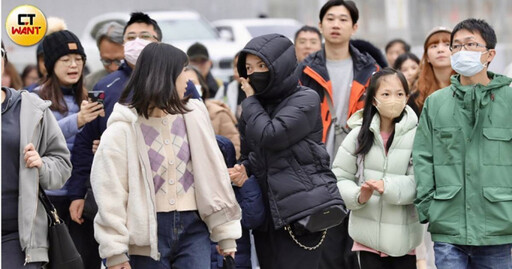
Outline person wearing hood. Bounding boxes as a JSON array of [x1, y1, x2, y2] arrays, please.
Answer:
[[414, 18, 512, 269], [91, 42, 241, 269], [1, 42, 72, 268], [229, 33, 344, 269], [333, 68, 422, 269]]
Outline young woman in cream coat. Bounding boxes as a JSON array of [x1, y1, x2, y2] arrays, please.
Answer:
[[90, 43, 241, 269]]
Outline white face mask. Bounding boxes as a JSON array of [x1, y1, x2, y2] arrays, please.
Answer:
[[374, 97, 406, 119], [124, 38, 152, 66], [450, 50, 488, 77]]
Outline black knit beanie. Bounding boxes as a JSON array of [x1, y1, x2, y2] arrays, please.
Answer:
[[43, 30, 86, 75]]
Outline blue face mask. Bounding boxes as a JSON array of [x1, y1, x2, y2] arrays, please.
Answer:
[[450, 50, 488, 77]]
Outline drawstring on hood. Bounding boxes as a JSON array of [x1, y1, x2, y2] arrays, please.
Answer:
[[237, 34, 299, 103], [450, 72, 512, 127]]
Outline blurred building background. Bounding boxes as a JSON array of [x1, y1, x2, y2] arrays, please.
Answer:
[[2, 0, 511, 74]]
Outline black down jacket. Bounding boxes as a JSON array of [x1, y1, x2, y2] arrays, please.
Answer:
[[237, 34, 345, 230]]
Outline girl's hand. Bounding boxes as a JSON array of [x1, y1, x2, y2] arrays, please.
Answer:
[[24, 143, 42, 168], [366, 180, 385, 194], [78, 100, 104, 128], [228, 164, 249, 187], [69, 199, 85, 224], [358, 182, 373, 204], [92, 139, 101, 154], [239, 77, 254, 97], [216, 245, 236, 258]]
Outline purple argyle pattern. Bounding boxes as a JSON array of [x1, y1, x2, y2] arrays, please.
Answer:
[[171, 115, 194, 192], [141, 123, 166, 193]]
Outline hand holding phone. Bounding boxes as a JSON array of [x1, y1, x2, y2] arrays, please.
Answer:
[[88, 90, 105, 105]]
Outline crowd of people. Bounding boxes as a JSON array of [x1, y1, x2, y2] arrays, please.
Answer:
[[2, 0, 512, 269]]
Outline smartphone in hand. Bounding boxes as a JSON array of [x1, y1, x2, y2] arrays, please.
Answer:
[[88, 91, 105, 105]]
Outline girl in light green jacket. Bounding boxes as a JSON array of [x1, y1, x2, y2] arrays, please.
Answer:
[[332, 68, 422, 269]]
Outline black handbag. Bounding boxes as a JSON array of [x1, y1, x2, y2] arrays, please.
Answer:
[[38, 186, 84, 269], [82, 188, 98, 221], [285, 204, 348, 251], [294, 204, 347, 233], [222, 255, 236, 269]]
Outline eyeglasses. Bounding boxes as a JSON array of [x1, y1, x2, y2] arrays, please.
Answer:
[[1, 48, 5, 58], [100, 58, 123, 66], [450, 42, 487, 52], [58, 57, 84, 67], [124, 31, 158, 41]]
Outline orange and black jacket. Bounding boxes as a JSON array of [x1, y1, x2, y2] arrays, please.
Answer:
[[296, 44, 380, 142]]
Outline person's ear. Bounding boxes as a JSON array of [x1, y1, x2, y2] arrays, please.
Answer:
[[485, 49, 496, 66], [352, 23, 358, 34], [318, 22, 323, 35]]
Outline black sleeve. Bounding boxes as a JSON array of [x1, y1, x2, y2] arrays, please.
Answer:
[[241, 90, 320, 152]]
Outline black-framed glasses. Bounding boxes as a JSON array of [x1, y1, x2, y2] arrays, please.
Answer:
[[124, 31, 158, 41], [450, 42, 487, 52], [1, 48, 5, 58], [100, 58, 123, 66]]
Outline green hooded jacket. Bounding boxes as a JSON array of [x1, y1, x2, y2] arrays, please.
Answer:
[[413, 72, 512, 246]]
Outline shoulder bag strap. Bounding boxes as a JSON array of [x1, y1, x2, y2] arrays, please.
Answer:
[[38, 185, 61, 226]]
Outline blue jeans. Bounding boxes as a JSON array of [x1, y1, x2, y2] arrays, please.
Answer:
[[434, 242, 512, 269], [130, 211, 211, 269]]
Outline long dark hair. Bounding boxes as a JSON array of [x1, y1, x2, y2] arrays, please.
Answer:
[[119, 42, 189, 118], [38, 57, 86, 114], [355, 68, 410, 155]]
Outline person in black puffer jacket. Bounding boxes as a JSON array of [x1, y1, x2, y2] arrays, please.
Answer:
[[228, 33, 344, 269]]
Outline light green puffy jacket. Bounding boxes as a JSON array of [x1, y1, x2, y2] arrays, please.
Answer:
[[332, 105, 422, 256]]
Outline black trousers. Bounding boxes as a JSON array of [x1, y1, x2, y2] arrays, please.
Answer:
[[319, 216, 360, 269], [254, 226, 324, 269], [359, 251, 417, 269]]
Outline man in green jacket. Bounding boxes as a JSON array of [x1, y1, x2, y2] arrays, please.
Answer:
[[413, 18, 512, 269]]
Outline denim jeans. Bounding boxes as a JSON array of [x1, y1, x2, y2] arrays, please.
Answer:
[[434, 242, 512, 269], [130, 211, 211, 269]]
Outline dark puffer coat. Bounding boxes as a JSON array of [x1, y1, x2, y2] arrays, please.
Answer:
[[237, 34, 344, 230]]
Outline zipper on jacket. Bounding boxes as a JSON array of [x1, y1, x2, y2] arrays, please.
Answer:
[[24, 254, 30, 265], [26, 115, 44, 262]]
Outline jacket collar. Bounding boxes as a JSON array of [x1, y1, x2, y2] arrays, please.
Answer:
[[451, 72, 512, 108], [302, 43, 377, 82]]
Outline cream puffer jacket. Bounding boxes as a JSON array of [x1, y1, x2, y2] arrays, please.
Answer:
[[332, 105, 422, 256]]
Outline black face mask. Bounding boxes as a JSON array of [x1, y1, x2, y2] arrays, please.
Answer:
[[248, 71, 270, 94]]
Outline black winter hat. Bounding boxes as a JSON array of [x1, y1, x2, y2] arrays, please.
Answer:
[[187, 42, 209, 61], [43, 30, 86, 75]]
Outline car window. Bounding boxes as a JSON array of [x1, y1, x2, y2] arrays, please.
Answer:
[[246, 25, 300, 41], [215, 26, 234, 42], [159, 18, 219, 41]]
